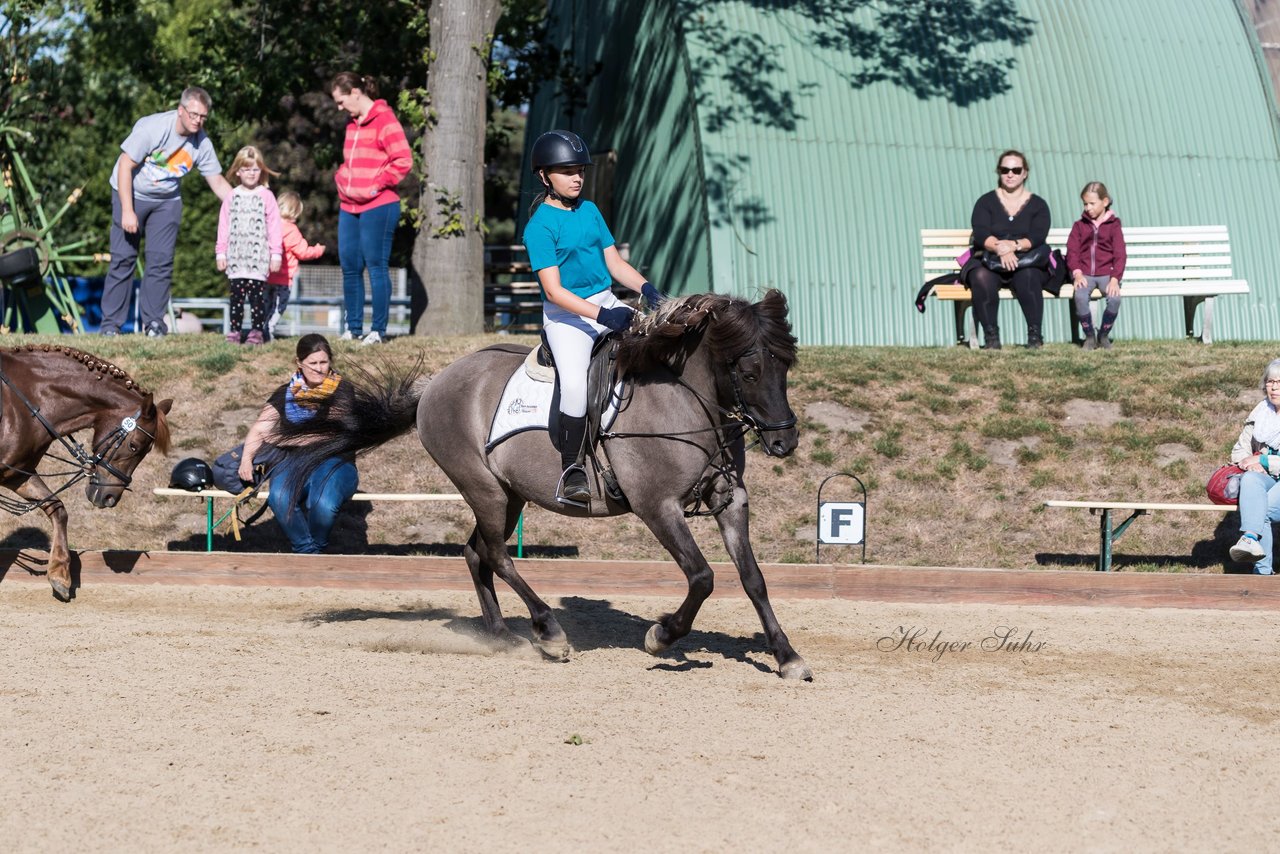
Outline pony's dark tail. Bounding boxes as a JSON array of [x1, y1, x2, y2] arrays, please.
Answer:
[[270, 353, 429, 512]]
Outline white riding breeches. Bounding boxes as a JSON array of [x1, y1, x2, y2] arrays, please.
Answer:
[[543, 289, 624, 418]]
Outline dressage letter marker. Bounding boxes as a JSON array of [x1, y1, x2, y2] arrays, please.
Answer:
[[819, 502, 865, 545], [815, 472, 868, 563]]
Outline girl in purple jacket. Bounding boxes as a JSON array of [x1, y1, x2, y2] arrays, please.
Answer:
[[1066, 181, 1127, 350]]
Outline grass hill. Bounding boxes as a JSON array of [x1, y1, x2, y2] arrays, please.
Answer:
[[1, 333, 1271, 573]]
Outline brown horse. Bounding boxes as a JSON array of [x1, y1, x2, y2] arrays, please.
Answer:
[[0, 344, 172, 600]]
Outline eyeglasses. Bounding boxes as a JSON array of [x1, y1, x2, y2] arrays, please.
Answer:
[[1265, 379, 1280, 387], [182, 104, 209, 121], [998, 166, 1025, 176]]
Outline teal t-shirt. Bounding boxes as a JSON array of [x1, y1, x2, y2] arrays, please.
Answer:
[[523, 200, 615, 298]]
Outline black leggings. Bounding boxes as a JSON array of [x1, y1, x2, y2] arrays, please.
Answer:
[[229, 278, 267, 332], [967, 265, 1047, 333]]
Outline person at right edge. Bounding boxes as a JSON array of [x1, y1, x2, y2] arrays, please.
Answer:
[[522, 130, 664, 504], [1227, 358, 1280, 575], [966, 149, 1051, 350]]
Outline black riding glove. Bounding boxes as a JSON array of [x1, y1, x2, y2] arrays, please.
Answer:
[[641, 282, 666, 310], [596, 305, 635, 332]]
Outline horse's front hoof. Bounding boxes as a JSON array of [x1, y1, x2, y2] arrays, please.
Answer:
[[644, 624, 670, 655], [779, 658, 813, 681], [534, 633, 573, 662], [49, 578, 72, 602]]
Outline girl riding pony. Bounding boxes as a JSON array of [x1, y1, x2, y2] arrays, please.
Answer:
[[523, 130, 663, 503]]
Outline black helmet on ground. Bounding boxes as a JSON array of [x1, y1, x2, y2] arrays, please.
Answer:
[[170, 457, 214, 492], [530, 130, 592, 172]]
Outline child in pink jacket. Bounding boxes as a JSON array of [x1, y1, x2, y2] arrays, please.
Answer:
[[216, 145, 282, 345], [264, 191, 327, 339]]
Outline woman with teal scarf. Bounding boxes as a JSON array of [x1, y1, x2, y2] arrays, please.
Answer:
[[240, 334, 358, 553]]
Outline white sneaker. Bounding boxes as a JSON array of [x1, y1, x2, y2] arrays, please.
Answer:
[[1230, 535, 1266, 563], [338, 330, 354, 341], [360, 331, 383, 346]]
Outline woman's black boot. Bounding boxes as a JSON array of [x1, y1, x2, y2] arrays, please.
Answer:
[[981, 325, 1001, 350], [558, 414, 590, 503], [1026, 325, 1043, 350]]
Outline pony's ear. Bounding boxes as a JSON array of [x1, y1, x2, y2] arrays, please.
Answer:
[[157, 398, 174, 415], [761, 288, 787, 309]]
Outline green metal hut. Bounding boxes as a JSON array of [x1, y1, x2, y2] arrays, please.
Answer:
[[524, 0, 1280, 346]]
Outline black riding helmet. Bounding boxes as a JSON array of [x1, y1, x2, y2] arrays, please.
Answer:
[[170, 457, 214, 492], [531, 130, 592, 172]]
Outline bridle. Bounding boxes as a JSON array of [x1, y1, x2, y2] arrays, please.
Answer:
[[725, 347, 798, 435], [0, 363, 156, 514]]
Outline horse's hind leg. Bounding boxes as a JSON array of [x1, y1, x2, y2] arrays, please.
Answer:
[[715, 483, 811, 681], [463, 494, 569, 659], [13, 478, 72, 601], [462, 526, 519, 646]]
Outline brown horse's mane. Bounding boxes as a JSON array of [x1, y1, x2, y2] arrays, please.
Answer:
[[4, 344, 171, 453], [615, 289, 797, 376]]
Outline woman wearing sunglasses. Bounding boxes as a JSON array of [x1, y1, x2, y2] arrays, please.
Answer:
[[966, 149, 1052, 350]]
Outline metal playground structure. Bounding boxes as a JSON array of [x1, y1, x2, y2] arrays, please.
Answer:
[[0, 125, 106, 334]]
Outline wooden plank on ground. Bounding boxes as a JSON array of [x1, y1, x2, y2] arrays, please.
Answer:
[[829, 565, 1279, 611], [1, 550, 1277, 611]]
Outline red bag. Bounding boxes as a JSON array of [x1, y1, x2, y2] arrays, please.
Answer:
[[1206, 464, 1244, 505]]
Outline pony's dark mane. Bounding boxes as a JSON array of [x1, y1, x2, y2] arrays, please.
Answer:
[[270, 354, 429, 510], [5, 344, 172, 454], [616, 289, 797, 375]]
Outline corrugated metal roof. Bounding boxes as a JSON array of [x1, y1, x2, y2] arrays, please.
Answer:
[[530, 0, 1280, 345]]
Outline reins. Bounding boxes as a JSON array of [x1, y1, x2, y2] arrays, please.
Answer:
[[0, 355, 155, 515], [598, 345, 790, 518]]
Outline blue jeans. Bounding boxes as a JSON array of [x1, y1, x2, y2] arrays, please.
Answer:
[[1237, 471, 1280, 575], [267, 457, 359, 554], [338, 200, 399, 336]]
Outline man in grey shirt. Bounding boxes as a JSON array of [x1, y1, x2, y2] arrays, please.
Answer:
[[100, 87, 232, 336]]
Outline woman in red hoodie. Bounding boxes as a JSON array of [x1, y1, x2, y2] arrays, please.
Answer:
[[330, 72, 412, 346], [1066, 181, 1127, 350]]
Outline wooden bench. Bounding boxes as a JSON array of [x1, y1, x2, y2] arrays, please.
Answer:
[[1043, 500, 1237, 572], [484, 281, 542, 333], [145, 487, 547, 556], [922, 226, 1249, 347]]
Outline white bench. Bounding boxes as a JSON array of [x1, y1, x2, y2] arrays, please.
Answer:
[[922, 225, 1249, 347], [151, 487, 491, 553], [1043, 500, 1237, 572]]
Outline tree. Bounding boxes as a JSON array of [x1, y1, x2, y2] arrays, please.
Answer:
[[410, 0, 503, 336]]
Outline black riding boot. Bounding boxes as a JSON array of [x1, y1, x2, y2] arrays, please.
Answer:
[[558, 414, 590, 502]]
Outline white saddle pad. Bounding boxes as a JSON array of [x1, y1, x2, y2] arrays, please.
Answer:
[[486, 357, 624, 450]]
